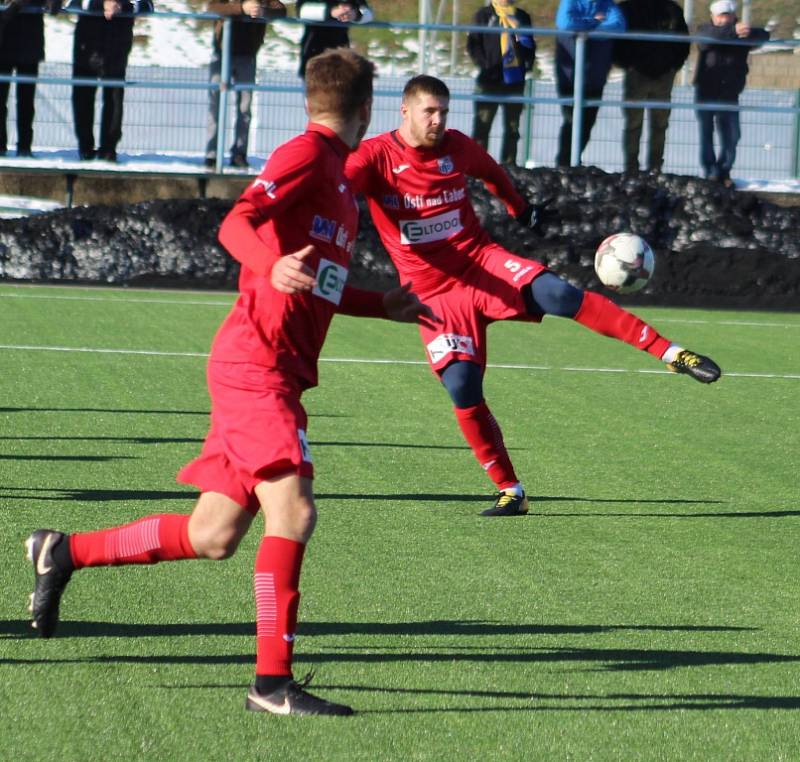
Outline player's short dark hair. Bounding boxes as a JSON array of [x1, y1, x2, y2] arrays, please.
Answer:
[[402, 75, 450, 102], [305, 48, 375, 119]]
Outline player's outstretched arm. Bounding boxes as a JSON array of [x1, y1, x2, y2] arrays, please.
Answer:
[[383, 282, 442, 329]]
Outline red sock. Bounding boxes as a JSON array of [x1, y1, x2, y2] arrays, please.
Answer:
[[454, 402, 518, 490], [254, 536, 305, 678], [69, 514, 197, 569], [575, 291, 671, 359]]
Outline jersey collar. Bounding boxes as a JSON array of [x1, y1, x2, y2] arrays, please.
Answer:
[[307, 122, 351, 159]]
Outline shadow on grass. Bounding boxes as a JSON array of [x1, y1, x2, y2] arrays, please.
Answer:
[[0, 435, 203, 444], [1, 487, 195, 502], [0, 454, 134, 462], [150, 681, 800, 712], [0, 618, 758, 640], [306, 685, 800, 713], [0, 406, 345, 418], [0, 436, 473, 451], [3, 641, 798, 675]]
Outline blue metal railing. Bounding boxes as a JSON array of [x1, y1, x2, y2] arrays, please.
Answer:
[[0, 7, 797, 177]]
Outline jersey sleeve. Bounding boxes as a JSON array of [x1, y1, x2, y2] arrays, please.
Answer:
[[218, 138, 321, 277], [338, 285, 388, 318], [456, 132, 528, 217]]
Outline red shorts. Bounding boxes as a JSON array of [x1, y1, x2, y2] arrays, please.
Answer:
[[418, 243, 548, 373], [177, 361, 313, 516]]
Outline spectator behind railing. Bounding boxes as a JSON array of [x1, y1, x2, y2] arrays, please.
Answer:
[[612, 0, 689, 175], [0, 0, 59, 158], [296, 0, 372, 79], [204, 0, 286, 169], [694, 0, 769, 187], [62, 0, 153, 162], [555, 0, 626, 167], [466, 0, 536, 167]]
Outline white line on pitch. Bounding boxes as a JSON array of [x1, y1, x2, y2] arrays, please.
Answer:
[[0, 292, 232, 307], [1, 291, 799, 330], [1, 343, 799, 379]]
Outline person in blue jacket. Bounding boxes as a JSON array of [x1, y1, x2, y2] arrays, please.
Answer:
[[554, 0, 625, 167]]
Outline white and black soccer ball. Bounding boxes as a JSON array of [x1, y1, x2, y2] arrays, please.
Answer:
[[594, 233, 655, 294]]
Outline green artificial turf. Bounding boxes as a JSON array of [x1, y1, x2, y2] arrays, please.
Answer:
[[1, 284, 799, 760]]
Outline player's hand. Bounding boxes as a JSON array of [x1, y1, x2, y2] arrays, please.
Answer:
[[516, 198, 560, 237], [383, 282, 442, 329], [270, 244, 317, 294]]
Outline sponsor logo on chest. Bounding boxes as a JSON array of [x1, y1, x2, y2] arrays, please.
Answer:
[[400, 209, 462, 245], [309, 214, 355, 254], [313, 258, 348, 305]]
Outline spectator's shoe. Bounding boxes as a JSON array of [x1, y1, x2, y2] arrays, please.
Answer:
[[481, 490, 529, 517], [721, 177, 735, 189], [204, 157, 216, 169], [25, 529, 73, 638], [78, 149, 95, 161], [16, 148, 32, 158], [96, 149, 117, 163], [246, 673, 353, 716], [230, 154, 249, 169], [667, 350, 721, 384]]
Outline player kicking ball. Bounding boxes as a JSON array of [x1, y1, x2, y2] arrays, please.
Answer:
[[25, 49, 438, 717], [345, 75, 720, 517]]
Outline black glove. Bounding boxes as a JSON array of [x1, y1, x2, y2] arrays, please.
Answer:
[[516, 198, 560, 237]]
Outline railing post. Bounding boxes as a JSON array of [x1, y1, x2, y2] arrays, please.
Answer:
[[793, 89, 800, 179], [570, 32, 587, 167], [215, 17, 233, 171], [522, 76, 534, 167]]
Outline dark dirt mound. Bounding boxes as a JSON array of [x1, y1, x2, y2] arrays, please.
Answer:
[[1, 167, 798, 310]]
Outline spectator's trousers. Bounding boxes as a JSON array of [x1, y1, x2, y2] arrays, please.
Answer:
[[472, 81, 526, 165], [206, 53, 256, 162], [0, 61, 38, 153], [622, 68, 677, 173]]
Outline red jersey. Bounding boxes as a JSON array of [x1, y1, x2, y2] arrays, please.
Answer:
[[345, 129, 528, 297], [211, 123, 383, 390]]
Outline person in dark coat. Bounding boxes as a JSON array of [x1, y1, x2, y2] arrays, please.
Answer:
[[613, 0, 689, 173], [67, 0, 153, 162], [693, 0, 768, 185], [554, 0, 626, 167], [0, 0, 56, 156], [467, 0, 535, 165], [296, 0, 372, 78], [204, 0, 286, 168]]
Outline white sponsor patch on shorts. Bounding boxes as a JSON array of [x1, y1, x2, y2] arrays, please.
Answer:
[[400, 209, 462, 245], [312, 259, 348, 306], [426, 333, 476, 364], [297, 429, 312, 462]]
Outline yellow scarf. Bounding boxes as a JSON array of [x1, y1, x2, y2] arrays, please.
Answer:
[[492, 0, 520, 71]]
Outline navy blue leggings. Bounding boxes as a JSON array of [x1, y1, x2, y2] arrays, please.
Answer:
[[439, 274, 585, 408], [525, 272, 584, 318]]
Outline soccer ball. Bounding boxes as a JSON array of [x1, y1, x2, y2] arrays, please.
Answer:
[[594, 233, 655, 294]]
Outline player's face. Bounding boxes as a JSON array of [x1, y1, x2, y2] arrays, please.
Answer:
[[401, 93, 449, 149]]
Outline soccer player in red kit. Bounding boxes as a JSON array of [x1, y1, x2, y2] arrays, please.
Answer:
[[345, 74, 721, 517], [24, 50, 437, 717]]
